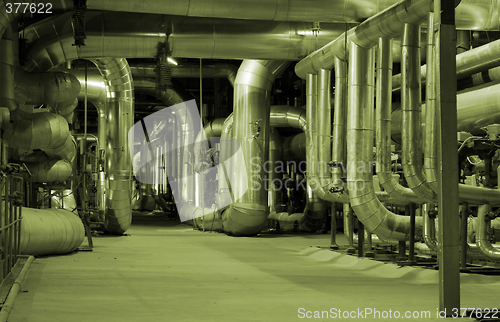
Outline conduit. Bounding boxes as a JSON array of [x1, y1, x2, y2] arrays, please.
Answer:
[[92, 58, 134, 235], [346, 42, 422, 241], [401, 24, 435, 201], [221, 60, 289, 236], [477, 204, 500, 262], [20, 208, 85, 256]]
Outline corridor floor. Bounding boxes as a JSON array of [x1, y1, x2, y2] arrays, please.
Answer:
[[9, 212, 500, 322]]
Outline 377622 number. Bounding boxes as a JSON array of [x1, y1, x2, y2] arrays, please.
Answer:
[[5, 3, 53, 14]]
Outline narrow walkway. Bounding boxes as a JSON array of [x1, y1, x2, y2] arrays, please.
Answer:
[[10, 212, 500, 321]]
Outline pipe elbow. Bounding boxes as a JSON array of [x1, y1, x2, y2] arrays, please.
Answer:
[[222, 203, 268, 236]]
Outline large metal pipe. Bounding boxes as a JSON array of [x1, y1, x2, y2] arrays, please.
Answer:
[[85, 0, 500, 30], [268, 129, 282, 213], [133, 79, 189, 108], [393, 37, 500, 91], [376, 37, 422, 204], [92, 58, 134, 235], [24, 11, 351, 72], [295, 0, 432, 79], [477, 204, 500, 262], [25, 159, 72, 182], [221, 60, 289, 236], [401, 24, 435, 201], [347, 42, 422, 241], [331, 58, 347, 192], [130, 64, 238, 87], [20, 208, 85, 256]]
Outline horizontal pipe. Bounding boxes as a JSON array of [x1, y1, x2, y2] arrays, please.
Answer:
[[20, 208, 85, 256], [295, 0, 432, 79], [85, 0, 500, 30], [24, 11, 352, 72]]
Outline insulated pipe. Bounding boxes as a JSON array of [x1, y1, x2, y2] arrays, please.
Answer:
[[283, 133, 306, 161], [268, 129, 282, 213], [331, 58, 347, 192], [86, 0, 500, 30], [422, 203, 438, 252], [3, 110, 76, 162], [401, 24, 435, 201], [133, 79, 189, 107], [477, 204, 500, 262], [305, 72, 348, 205], [23, 11, 351, 72], [295, 0, 432, 79], [221, 60, 289, 236], [25, 159, 72, 182], [92, 58, 134, 235], [424, 13, 439, 192], [14, 69, 81, 118], [270, 105, 307, 131], [456, 83, 500, 134], [393, 37, 500, 91], [471, 66, 500, 86], [376, 36, 422, 204], [0, 37, 16, 112], [0, 0, 20, 40], [20, 208, 85, 256], [130, 64, 238, 87], [347, 42, 422, 241]]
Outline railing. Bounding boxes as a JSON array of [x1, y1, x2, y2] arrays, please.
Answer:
[[0, 165, 24, 282]]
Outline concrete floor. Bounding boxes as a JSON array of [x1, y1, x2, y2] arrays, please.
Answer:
[[9, 212, 500, 322]]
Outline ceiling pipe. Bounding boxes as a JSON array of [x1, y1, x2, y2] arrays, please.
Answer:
[[477, 204, 500, 262], [393, 37, 500, 91], [401, 23, 436, 201], [221, 60, 289, 236], [130, 64, 238, 87], [347, 42, 422, 241], [86, 0, 399, 23], [133, 79, 189, 107], [85, 0, 499, 30], [23, 11, 353, 72], [92, 58, 134, 235], [376, 37, 423, 204], [295, 0, 432, 79]]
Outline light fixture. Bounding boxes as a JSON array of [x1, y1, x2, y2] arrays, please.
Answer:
[[167, 57, 178, 66]]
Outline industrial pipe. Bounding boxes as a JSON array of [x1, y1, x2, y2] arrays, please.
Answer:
[[401, 24, 435, 201], [85, 0, 500, 30], [375, 36, 422, 204], [25, 159, 72, 182], [346, 42, 422, 241], [295, 0, 432, 79], [476, 204, 500, 262], [20, 208, 85, 256], [92, 58, 134, 235], [221, 60, 289, 236], [24, 11, 351, 72]]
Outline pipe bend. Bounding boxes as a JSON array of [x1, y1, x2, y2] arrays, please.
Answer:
[[477, 204, 500, 262]]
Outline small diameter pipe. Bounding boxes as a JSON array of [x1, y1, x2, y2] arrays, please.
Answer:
[[0, 256, 35, 322]]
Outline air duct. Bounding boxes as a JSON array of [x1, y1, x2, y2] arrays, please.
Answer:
[[401, 24, 435, 201], [20, 208, 85, 256], [221, 60, 289, 236], [347, 42, 421, 241], [477, 204, 500, 262], [92, 58, 134, 235]]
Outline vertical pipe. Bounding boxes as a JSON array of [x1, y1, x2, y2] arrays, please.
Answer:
[[435, 0, 460, 313], [398, 241, 406, 261], [401, 23, 435, 201], [332, 59, 347, 191], [409, 203, 416, 264], [460, 203, 469, 269], [330, 203, 338, 250], [345, 204, 355, 254], [358, 220, 365, 258]]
